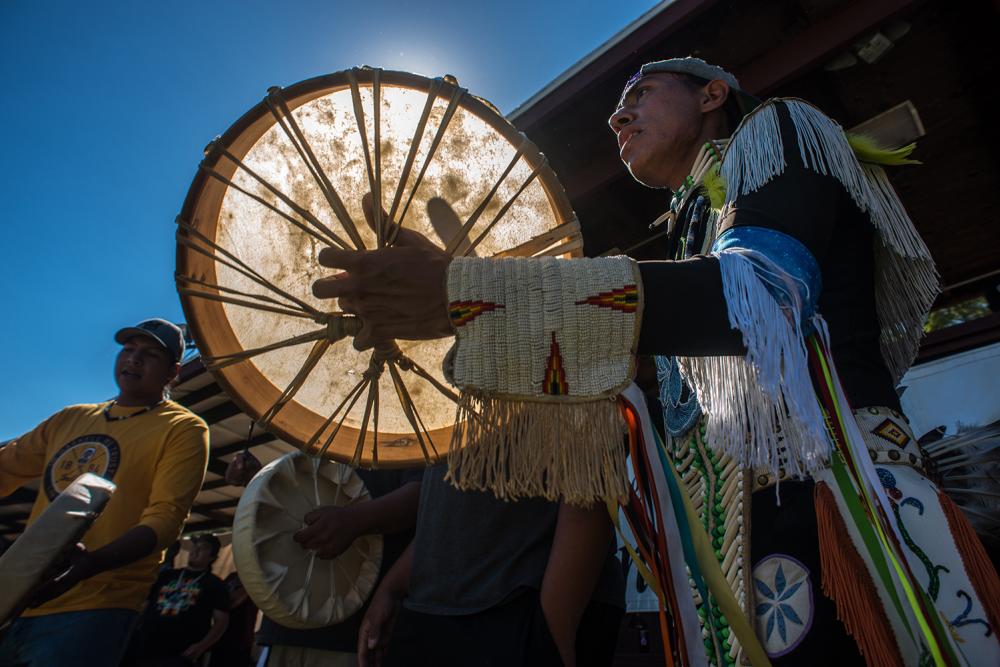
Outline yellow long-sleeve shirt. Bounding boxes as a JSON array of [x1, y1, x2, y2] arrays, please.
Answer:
[[0, 400, 209, 615]]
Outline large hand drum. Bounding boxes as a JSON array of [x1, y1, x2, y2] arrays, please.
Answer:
[[177, 68, 580, 467], [231, 452, 382, 628], [0, 473, 116, 625]]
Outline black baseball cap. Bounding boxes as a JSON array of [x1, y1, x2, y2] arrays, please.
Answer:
[[114, 319, 185, 362], [192, 533, 222, 557]]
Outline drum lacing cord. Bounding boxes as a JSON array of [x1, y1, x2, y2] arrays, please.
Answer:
[[192, 314, 358, 374], [347, 68, 385, 246], [462, 156, 547, 258], [391, 84, 467, 245], [384, 78, 465, 247], [199, 142, 353, 251], [444, 138, 526, 257], [288, 343, 452, 468], [176, 218, 324, 321], [252, 316, 364, 425], [346, 69, 555, 260], [316, 313, 363, 341], [264, 87, 367, 251]]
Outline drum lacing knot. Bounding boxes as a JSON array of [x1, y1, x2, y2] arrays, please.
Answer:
[[314, 313, 362, 342], [371, 344, 402, 365], [362, 362, 382, 381]]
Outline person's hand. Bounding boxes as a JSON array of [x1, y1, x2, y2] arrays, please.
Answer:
[[313, 194, 453, 351], [225, 450, 262, 487], [181, 641, 207, 662], [292, 505, 360, 559], [357, 579, 404, 667], [27, 543, 95, 607]]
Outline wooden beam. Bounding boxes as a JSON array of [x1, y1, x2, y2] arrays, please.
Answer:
[[550, 0, 925, 204], [183, 518, 231, 534], [212, 432, 279, 458], [206, 458, 230, 478], [194, 498, 240, 512], [0, 487, 39, 507], [187, 504, 234, 527], [567, 167, 630, 204], [198, 401, 242, 426], [735, 0, 923, 95], [916, 312, 1000, 364], [178, 357, 207, 384], [0, 514, 27, 529], [202, 477, 232, 491], [176, 382, 223, 409]]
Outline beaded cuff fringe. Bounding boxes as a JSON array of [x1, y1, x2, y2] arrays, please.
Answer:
[[446, 393, 629, 505]]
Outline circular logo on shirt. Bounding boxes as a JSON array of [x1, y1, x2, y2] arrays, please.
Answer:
[[44, 434, 121, 500]]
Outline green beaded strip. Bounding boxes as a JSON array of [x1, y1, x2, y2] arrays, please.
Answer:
[[671, 421, 749, 665]]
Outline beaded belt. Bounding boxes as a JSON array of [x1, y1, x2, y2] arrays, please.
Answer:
[[751, 406, 925, 492]]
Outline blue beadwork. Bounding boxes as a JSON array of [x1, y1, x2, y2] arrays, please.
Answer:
[[951, 590, 992, 635], [755, 562, 805, 644], [877, 466, 897, 488], [654, 195, 712, 438], [656, 355, 701, 437], [713, 226, 822, 326]]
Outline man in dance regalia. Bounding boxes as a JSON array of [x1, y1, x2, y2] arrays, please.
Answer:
[[313, 58, 1000, 665]]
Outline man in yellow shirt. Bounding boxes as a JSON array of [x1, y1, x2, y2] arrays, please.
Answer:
[[0, 319, 210, 667]]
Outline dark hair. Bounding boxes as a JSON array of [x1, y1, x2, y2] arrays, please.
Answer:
[[192, 533, 222, 558], [675, 74, 744, 136]]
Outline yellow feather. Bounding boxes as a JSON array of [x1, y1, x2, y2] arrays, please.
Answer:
[[705, 131, 917, 204], [847, 132, 921, 166], [702, 164, 728, 209]]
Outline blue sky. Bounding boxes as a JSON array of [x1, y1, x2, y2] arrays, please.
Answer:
[[0, 0, 658, 439]]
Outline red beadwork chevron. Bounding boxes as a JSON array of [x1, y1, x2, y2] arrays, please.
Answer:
[[543, 332, 569, 395], [449, 300, 504, 327], [575, 284, 639, 313]]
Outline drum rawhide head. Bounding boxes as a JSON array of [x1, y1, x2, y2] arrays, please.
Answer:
[[231, 452, 382, 628], [0, 473, 116, 625], [177, 67, 580, 468]]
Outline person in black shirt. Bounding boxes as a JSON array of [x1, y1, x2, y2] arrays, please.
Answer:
[[134, 534, 230, 666], [208, 573, 257, 667]]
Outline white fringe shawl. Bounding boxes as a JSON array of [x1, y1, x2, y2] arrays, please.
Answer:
[[721, 98, 939, 382], [680, 250, 831, 477]]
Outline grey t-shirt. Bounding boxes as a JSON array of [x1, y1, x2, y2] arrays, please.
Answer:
[[405, 464, 625, 615]]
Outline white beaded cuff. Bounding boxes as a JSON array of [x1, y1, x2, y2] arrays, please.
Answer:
[[443, 255, 642, 504]]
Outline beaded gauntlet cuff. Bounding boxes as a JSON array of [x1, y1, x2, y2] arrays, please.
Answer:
[[443, 255, 642, 504]]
